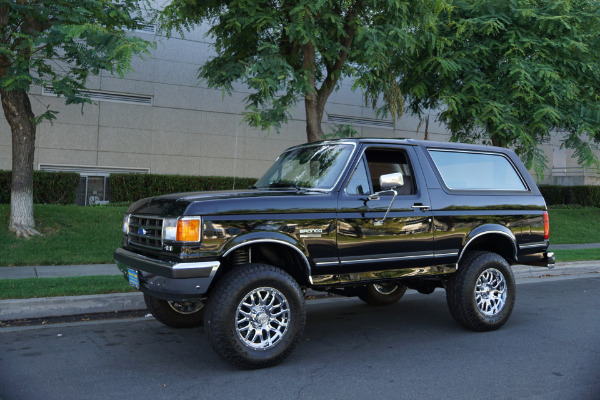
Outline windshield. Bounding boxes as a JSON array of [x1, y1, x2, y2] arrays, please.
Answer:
[[255, 143, 354, 190]]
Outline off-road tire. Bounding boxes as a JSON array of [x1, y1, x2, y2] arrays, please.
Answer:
[[358, 282, 407, 306], [144, 294, 204, 328], [446, 251, 515, 332], [204, 263, 306, 369]]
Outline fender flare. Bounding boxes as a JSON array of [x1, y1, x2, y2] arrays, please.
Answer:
[[457, 224, 517, 266], [221, 232, 312, 281]]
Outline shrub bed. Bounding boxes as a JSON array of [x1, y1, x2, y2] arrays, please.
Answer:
[[539, 185, 600, 207], [0, 170, 79, 204], [110, 173, 258, 203]]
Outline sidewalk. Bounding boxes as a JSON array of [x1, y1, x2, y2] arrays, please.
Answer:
[[1, 258, 599, 322]]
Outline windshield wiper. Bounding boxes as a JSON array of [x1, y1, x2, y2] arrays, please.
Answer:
[[267, 182, 304, 190]]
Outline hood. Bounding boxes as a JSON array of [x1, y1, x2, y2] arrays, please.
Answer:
[[126, 189, 336, 217]]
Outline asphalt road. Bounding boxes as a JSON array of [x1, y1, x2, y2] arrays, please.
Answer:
[[1, 277, 599, 400]]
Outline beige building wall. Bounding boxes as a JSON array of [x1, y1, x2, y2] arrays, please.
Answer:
[[0, 23, 597, 188]]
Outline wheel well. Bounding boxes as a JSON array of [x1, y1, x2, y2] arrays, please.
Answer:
[[217, 243, 310, 286], [460, 233, 516, 264]]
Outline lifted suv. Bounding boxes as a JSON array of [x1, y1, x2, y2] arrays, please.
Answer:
[[114, 138, 554, 368]]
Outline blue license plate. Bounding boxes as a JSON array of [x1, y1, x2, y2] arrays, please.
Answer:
[[127, 268, 140, 289]]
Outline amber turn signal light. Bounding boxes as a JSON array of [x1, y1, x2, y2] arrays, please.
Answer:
[[177, 219, 200, 242]]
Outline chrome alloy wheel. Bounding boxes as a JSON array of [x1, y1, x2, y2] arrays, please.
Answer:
[[167, 301, 204, 315], [235, 287, 290, 350], [373, 283, 399, 295], [475, 268, 507, 316]]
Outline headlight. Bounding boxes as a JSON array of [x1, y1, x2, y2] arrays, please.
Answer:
[[163, 217, 202, 242], [122, 214, 130, 234]]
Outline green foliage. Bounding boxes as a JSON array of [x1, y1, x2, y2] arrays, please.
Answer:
[[0, 171, 79, 204], [400, 0, 600, 174], [158, 0, 449, 140], [323, 124, 360, 139], [110, 174, 258, 202], [540, 185, 600, 207], [0, 0, 153, 117]]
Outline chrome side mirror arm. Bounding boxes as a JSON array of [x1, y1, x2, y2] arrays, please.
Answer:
[[372, 189, 397, 226]]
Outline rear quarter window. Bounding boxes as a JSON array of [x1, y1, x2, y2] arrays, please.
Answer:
[[428, 149, 527, 191]]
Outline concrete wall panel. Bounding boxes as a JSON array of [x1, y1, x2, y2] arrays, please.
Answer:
[[99, 102, 154, 130], [98, 127, 153, 154], [37, 148, 98, 167], [37, 123, 98, 151]]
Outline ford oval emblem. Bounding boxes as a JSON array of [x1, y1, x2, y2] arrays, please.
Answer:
[[138, 228, 147, 235]]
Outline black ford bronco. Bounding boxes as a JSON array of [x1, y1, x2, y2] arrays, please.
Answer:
[[114, 138, 554, 368]]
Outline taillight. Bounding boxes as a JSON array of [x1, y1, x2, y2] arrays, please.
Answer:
[[543, 211, 549, 240]]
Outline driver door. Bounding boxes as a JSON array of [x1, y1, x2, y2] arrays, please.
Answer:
[[336, 145, 434, 283]]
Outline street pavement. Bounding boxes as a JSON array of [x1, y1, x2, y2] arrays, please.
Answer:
[[0, 258, 598, 321], [1, 277, 599, 399]]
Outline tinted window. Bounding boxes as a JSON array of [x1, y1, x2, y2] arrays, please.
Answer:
[[429, 150, 527, 191]]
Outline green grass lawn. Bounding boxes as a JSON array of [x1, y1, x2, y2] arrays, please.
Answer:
[[548, 208, 600, 244], [0, 276, 136, 299], [0, 204, 126, 266], [552, 248, 600, 263]]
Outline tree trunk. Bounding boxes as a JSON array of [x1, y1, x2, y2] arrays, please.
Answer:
[[305, 95, 325, 143], [1, 88, 40, 237]]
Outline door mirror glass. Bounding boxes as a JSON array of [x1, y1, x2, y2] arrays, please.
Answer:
[[380, 172, 404, 190]]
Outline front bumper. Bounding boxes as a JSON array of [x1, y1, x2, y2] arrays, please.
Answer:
[[114, 248, 220, 301]]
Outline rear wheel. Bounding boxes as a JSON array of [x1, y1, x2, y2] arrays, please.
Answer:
[[144, 294, 204, 328], [204, 263, 306, 369], [446, 251, 515, 331], [358, 282, 407, 306]]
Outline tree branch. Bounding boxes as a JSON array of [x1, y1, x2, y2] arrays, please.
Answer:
[[317, 4, 359, 103]]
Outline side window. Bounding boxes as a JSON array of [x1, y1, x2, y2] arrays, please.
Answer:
[[346, 157, 371, 195], [428, 149, 527, 191], [346, 147, 416, 195]]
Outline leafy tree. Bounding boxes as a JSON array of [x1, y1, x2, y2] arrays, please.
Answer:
[[159, 0, 448, 143], [0, 0, 152, 237], [399, 0, 600, 175]]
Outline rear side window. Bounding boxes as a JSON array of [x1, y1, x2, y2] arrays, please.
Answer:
[[428, 149, 527, 191]]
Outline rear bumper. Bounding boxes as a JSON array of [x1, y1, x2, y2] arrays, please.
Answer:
[[518, 251, 555, 269], [114, 247, 220, 301]]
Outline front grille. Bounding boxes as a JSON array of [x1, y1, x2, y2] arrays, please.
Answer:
[[128, 215, 163, 250]]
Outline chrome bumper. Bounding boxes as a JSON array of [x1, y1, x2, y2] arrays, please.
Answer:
[[114, 247, 220, 279]]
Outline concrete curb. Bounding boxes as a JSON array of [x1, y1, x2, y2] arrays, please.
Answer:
[[0, 292, 145, 321]]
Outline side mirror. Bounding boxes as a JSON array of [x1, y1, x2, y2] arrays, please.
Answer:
[[380, 172, 404, 191]]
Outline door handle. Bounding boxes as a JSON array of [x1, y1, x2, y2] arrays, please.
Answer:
[[411, 204, 430, 211]]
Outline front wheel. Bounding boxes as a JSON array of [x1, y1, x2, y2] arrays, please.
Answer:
[[358, 282, 407, 306], [144, 294, 204, 328], [204, 263, 306, 369], [446, 251, 515, 332]]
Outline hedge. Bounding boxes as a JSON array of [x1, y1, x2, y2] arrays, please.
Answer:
[[0, 170, 80, 204], [539, 185, 600, 207], [110, 173, 258, 203]]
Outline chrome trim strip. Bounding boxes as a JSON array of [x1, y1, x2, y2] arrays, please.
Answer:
[[519, 242, 547, 249], [434, 251, 459, 257], [223, 239, 312, 279], [315, 261, 339, 266], [340, 253, 434, 264]]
